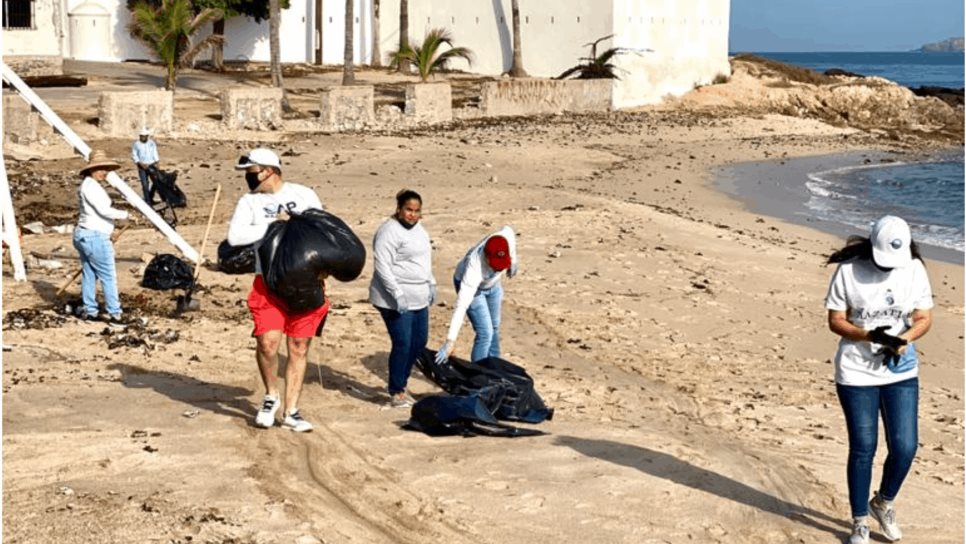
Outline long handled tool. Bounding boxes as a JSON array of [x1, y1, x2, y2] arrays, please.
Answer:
[[177, 184, 221, 313], [56, 223, 132, 297]]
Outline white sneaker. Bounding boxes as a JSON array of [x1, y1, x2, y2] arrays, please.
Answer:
[[388, 392, 415, 408], [869, 493, 902, 541], [254, 395, 279, 428], [282, 410, 313, 432], [849, 519, 870, 544]]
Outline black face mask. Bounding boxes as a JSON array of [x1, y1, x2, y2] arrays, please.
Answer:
[[245, 171, 262, 192]]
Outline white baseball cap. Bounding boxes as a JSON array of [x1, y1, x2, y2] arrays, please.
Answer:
[[870, 215, 912, 269], [235, 148, 282, 170]]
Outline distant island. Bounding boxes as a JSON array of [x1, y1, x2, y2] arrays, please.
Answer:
[[917, 37, 964, 52]]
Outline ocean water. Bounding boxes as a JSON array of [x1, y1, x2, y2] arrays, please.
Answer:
[[805, 155, 964, 252], [725, 52, 965, 256], [748, 51, 964, 89]]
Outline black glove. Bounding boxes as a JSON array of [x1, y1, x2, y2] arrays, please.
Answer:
[[868, 325, 907, 351]]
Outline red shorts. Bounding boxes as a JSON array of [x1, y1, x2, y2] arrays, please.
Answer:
[[247, 275, 329, 338]]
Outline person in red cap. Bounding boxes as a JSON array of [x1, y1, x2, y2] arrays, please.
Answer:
[[435, 226, 518, 364], [824, 215, 934, 544]]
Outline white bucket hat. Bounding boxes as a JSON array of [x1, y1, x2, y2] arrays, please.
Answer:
[[235, 148, 281, 170], [870, 215, 912, 269]]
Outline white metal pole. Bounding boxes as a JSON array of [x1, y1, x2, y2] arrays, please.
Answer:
[[0, 62, 200, 263], [0, 158, 27, 281]]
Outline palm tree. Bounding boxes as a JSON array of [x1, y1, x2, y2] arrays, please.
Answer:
[[396, 0, 411, 73], [128, 0, 223, 91], [556, 34, 625, 80], [342, 0, 355, 84], [371, 0, 381, 67], [392, 28, 473, 82], [508, 0, 527, 77]]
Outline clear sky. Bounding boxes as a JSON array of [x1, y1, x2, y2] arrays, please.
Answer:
[[730, 0, 965, 52]]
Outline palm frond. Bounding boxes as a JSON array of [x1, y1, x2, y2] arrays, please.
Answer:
[[179, 33, 225, 66]]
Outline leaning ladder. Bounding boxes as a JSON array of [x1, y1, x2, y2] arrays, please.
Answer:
[[0, 61, 200, 284]]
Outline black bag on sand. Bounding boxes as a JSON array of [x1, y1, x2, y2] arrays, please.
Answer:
[[405, 387, 545, 438], [217, 240, 256, 274], [147, 165, 186, 208], [142, 254, 194, 291], [257, 209, 366, 313], [415, 350, 554, 424]]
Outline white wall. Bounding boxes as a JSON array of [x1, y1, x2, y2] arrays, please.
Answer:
[[221, 0, 312, 64], [2, 0, 63, 56], [612, 0, 730, 107], [320, 0, 373, 64], [378, 0, 613, 78]]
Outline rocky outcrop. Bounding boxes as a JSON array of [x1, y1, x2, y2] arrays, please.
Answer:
[[909, 86, 964, 108], [918, 37, 964, 53], [678, 57, 964, 143]]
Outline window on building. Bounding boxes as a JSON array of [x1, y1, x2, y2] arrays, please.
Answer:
[[2, 0, 34, 29]]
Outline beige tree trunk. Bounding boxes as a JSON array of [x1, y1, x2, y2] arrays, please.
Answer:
[[269, 0, 283, 87], [509, 0, 528, 77], [269, 0, 290, 110], [397, 0, 410, 73], [371, 0, 381, 67], [212, 18, 225, 71], [342, 0, 355, 85]]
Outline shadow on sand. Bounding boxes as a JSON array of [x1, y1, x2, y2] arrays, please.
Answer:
[[108, 362, 256, 422], [555, 435, 849, 540]]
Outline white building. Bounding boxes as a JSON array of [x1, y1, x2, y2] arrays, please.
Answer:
[[3, 0, 730, 108]]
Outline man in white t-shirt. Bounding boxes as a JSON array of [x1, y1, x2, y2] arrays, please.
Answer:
[[227, 148, 326, 433]]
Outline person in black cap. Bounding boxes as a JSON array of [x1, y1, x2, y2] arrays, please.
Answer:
[[824, 215, 934, 544]]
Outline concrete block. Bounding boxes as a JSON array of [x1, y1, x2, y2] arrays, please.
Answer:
[[319, 85, 374, 131], [480, 79, 612, 117], [3, 94, 38, 143], [221, 87, 283, 130], [98, 91, 173, 137], [3, 56, 64, 77], [404, 82, 452, 124]]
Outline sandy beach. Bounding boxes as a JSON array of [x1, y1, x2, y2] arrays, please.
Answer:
[[2, 61, 964, 543]]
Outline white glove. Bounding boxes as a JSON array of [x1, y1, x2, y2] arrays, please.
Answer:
[[434, 341, 452, 365]]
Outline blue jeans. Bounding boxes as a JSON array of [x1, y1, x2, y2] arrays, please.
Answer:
[[377, 306, 428, 395], [72, 227, 122, 318], [836, 378, 918, 517], [456, 279, 503, 362], [137, 166, 152, 201]]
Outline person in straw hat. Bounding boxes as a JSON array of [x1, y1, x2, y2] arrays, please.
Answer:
[[72, 149, 130, 323]]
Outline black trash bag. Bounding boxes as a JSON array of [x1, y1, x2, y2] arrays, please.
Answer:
[[405, 387, 544, 438], [147, 165, 186, 208], [142, 254, 194, 291], [415, 350, 554, 424], [217, 240, 256, 274], [257, 209, 366, 313]]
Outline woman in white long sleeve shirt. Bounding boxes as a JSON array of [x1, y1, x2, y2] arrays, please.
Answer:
[[72, 150, 129, 321], [369, 190, 436, 408], [435, 225, 518, 364]]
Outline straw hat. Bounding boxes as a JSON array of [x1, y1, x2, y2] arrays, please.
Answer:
[[80, 149, 121, 176]]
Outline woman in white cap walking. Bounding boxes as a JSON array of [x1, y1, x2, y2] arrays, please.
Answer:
[[73, 149, 129, 322], [824, 215, 933, 544]]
